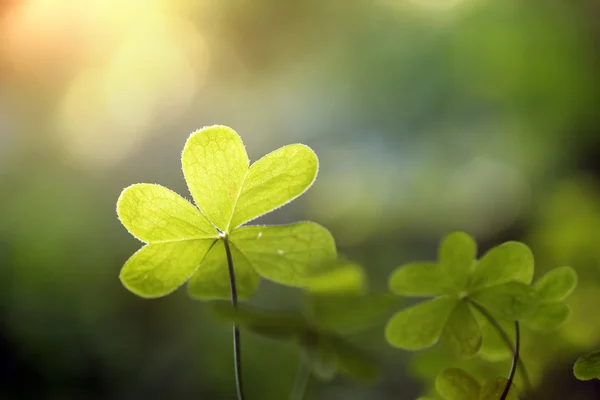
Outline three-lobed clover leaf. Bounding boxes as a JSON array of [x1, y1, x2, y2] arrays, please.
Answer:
[[478, 266, 578, 361], [435, 368, 519, 400], [117, 125, 336, 299], [209, 264, 397, 383], [385, 231, 538, 359], [574, 349, 600, 381]]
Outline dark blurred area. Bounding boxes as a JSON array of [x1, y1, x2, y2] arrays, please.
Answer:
[[2, 0, 600, 398]]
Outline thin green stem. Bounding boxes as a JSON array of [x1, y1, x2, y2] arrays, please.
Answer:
[[289, 356, 310, 400], [467, 300, 532, 394], [223, 236, 245, 400], [501, 321, 520, 400]]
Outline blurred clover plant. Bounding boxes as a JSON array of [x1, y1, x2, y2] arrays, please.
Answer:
[[385, 231, 537, 359], [210, 263, 398, 397], [116, 125, 336, 400], [435, 368, 519, 400]]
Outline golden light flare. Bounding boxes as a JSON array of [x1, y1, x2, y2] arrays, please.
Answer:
[[52, 3, 210, 169]]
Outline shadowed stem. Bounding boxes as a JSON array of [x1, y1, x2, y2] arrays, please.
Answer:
[[501, 322, 520, 400], [467, 300, 532, 394], [289, 355, 310, 400], [223, 236, 245, 400]]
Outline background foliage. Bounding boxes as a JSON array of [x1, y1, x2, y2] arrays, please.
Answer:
[[1, 0, 600, 398]]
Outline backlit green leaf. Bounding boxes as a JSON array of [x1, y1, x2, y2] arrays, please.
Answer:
[[435, 368, 480, 400], [230, 222, 336, 287], [479, 377, 519, 400], [389, 262, 451, 297], [182, 125, 249, 233], [120, 239, 215, 298], [439, 231, 477, 290], [469, 242, 534, 290], [187, 240, 260, 300], [525, 302, 570, 332], [117, 183, 217, 242], [440, 301, 482, 359], [574, 350, 600, 380], [229, 144, 318, 229], [385, 296, 458, 350], [533, 266, 577, 302], [470, 282, 538, 320]]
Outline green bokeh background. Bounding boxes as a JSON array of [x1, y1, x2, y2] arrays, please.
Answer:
[[1, 0, 600, 398]]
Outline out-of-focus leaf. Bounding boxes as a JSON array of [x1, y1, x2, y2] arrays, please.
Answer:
[[525, 302, 570, 332], [470, 282, 538, 320], [435, 368, 480, 400], [304, 263, 366, 295], [329, 336, 381, 383], [476, 316, 512, 361], [479, 377, 519, 400], [438, 231, 477, 290], [574, 350, 600, 381], [440, 301, 482, 359], [209, 302, 309, 339], [389, 262, 452, 296], [469, 242, 534, 290], [385, 296, 458, 350], [533, 266, 577, 302], [308, 292, 399, 334], [302, 336, 338, 381]]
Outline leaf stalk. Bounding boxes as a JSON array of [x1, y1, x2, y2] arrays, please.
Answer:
[[223, 236, 246, 400]]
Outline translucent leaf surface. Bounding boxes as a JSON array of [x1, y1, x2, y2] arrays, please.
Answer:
[[435, 368, 480, 400], [389, 262, 451, 297], [533, 266, 577, 302], [525, 302, 570, 332], [230, 222, 336, 287], [439, 231, 477, 290], [574, 350, 600, 380], [229, 144, 318, 229], [120, 239, 215, 298], [440, 301, 482, 359], [470, 282, 538, 320], [187, 240, 260, 300], [385, 296, 458, 350], [479, 377, 519, 400], [469, 242, 534, 290], [117, 183, 217, 242], [182, 125, 249, 232]]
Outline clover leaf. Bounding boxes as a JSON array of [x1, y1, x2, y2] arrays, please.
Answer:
[[117, 125, 336, 299], [524, 266, 577, 332], [435, 368, 519, 400], [385, 231, 538, 359], [574, 349, 600, 381]]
